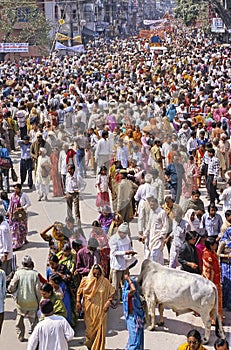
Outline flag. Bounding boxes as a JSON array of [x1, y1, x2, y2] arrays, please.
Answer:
[[58, 19, 65, 25], [55, 41, 67, 50], [72, 35, 82, 43], [55, 32, 69, 41]]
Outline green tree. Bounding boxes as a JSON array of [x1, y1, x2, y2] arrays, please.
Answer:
[[175, 0, 207, 26], [0, 0, 51, 50]]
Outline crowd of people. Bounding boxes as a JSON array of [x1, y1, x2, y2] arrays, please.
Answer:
[[0, 24, 230, 349]]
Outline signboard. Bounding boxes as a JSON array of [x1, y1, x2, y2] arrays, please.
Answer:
[[0, 43, 29, 52], [143, 19, 168, 26], [211, 18, 225, 33]]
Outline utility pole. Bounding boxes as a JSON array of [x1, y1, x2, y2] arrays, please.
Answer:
[[50, 1, 68, 55], [76, 0, 81, 34]]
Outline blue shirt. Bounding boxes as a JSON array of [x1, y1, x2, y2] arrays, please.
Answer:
[[165, 162, 185, 186], [0, 147, 11, 160], [200, 213, 223, 237], [18, 140, 32, 160]]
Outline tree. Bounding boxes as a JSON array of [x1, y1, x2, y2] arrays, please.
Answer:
[[174, 0, 205, 26], [0, 0, 52, 51]]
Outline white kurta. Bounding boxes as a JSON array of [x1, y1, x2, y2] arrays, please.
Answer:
[[109, 233, 132, 271], [35, 155, 51, 196], [145, 207, 169, 264], [0, 220, 13, 260], [220, 186, 231, 213], [27, 315, 74, 350]]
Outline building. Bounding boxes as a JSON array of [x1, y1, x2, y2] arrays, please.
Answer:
[[0, 0, 48, 59]]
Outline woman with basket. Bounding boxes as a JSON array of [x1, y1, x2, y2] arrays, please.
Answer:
[[7, 183, 31, 250]]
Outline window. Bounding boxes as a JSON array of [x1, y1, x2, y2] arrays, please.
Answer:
[[55, 5, 58, 20], [60, 9, 66, 20], [73, 9, 77, 20], [17, 7, 31, 22]]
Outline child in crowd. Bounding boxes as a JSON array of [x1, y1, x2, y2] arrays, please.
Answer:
[[95, 165, 110, 208]]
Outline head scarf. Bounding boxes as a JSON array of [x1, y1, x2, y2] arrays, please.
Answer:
[[184, 209, 197, 231], [52, 222, 66, 251], [79, 264, 106, 301]]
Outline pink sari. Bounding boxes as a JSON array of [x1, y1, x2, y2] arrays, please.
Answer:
[[9, 193, 28, 250]]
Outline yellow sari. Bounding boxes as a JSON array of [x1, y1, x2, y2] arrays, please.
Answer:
[[77, 267, 115, 350]]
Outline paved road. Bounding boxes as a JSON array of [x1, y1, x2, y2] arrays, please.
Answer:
[[1, 155, 231, 349]]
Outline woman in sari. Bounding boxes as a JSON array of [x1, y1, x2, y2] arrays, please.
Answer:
[[47, 256, 74, 326], [202, 237, 223, 321], [76, 264, 115, 350], [49, 272, 72, 325], [89, 221, 110, 278], [50, 146, 63, 197], [195, 144, 205, 188], [7, 183, 31, 250], [122, 273, 145, 350], [217, 227, 231, 311], [40, 282, 67, 319], [182, 156, 199, 200]]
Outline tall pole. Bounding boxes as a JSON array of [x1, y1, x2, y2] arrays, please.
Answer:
[[77, 0, 81, 34], [50, 1, 68, 55]]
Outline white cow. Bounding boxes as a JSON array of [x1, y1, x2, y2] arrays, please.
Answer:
[[138, 259, 225, 344]]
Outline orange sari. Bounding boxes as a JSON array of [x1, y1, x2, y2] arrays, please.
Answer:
[[77, 267, 115, 350]]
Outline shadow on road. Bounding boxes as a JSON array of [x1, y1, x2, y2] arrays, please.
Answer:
[[17, 241, 47, 251], [4, 308, 17, 320], [28, 211, 39, 217], [28, 230, 38, 236]]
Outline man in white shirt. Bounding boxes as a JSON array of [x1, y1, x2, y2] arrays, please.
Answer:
[[58, 143, 69, 194], [134, 173, 157, 204], [0, 214, 12, 276], [143, 197, 169, 265], [27, 299, 74, 350], [109, 222, 137, 306], [162, 136, 172, 168], [186, 131, 198, 155], [65, 164, 86, 225], [94, 130, 111, 174], [75, 103, 86, 127]]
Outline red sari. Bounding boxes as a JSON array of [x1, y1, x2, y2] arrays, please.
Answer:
[[50, 150, 63, 197], [202, 248, 223, 319]]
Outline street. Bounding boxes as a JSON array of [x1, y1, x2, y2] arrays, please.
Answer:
[[1, 154, 231, 350]]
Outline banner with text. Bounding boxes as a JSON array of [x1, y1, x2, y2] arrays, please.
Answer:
[[0, 43, 29, 52], [55, 41, 85, 53]]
